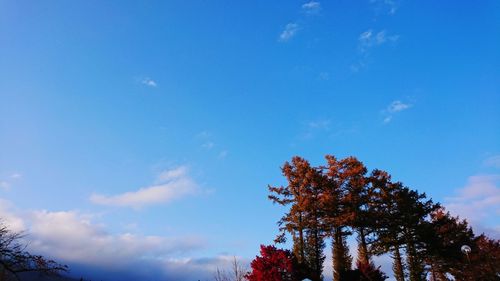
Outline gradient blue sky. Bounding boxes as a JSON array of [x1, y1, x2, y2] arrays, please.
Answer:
[[1, 1, 499, 280]]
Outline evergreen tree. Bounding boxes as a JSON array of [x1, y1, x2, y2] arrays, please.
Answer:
[[368, 170, 406, 281], [423, 208, 474, 280], [450, 234, 500, 281], [338, 157, 371, 265], [395, 187, 437, 281], [269, 156, 326, 281], [323, 155, 353, 281]]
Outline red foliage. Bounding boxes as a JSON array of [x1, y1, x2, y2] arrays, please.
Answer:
[[245, 245, 299, 281]]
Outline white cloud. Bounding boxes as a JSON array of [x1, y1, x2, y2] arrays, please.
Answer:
[[0, 172, 22, 191], [387, 100, 411, 113], [141, 77, 157, 87], [26, 210, 204, 266], [484, 155, 500, 169], [0, 181, 9, 190], [382, 100, 412, 123], [445, 174, 500, 238], [370, 0, 399, 15], [156, 166, 189, 183], [202, 141, 215, 149], [0, 200, 230, 281], [0, 199, 25, 232], [359, 30, 373, 42], [358, 29, 399, 52], [195, 131, 228, 159], [318, 72, 330, 80], [218, 150, 228, 159], [302, 1, 321, 13], [90, 166, 199, 208], [350, 61, 367, 73], [196, 131, 215, 149], [308, 119, 331, 130], [279, 23, 300, 42], [300, 119, 332, 139], [352, 29, 398, 72], [196, 131, 211, 139]]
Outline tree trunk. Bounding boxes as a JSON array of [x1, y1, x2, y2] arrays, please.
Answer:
[[333, 227, 350, 281], [392, 246, 406, 281], [405, 241, 424, 281], [313, 227, 322, 281], [299, 213, 305, 262], [357, 227, 370, 265]]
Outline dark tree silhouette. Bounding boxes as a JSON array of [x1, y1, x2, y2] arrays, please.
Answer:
[[396, 188, 437, 281], [367, 170, 407, 281], [339, 260, 388, 281], [0, 221, 68, 281], [422, 208, 475, 280], [451, 234, 500, 281], [322, 155, 353, 281]]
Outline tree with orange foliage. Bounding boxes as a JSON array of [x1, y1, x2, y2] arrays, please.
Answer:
[[268, 156, 325, 281]]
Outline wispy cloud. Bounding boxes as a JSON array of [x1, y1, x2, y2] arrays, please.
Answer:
[[484, 155, 500, 169], [141, 77, 158, 87], [195, 131, 228, 158], [351, 29, 399, 72], [10, 173, 22, 179], [387, 100, 411, 113], [278, 1, 321, 43], [370, 0, 399, 15], [90, 166, 199, 208], [358, 29, 399, 53], [318, 72, 330, 80], [0, 181, 9, 190], [279, 23, 300, 42], [196, 131, 214, 149], [382, 100, 412, 123], [307, 119, 331, 130], [196, 131, 211, 139], [0, 173, 22, 190], [445, 174, 500, 238], [300, 118, 331, 139], [218, 150, 228, 159], [201, 141, 215, 150], [302, 1, 321, 13]]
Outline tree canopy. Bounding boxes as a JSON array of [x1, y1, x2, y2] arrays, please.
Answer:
[[264, 154, 500, 281]]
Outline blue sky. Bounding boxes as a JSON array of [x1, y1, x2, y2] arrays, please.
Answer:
[[0, 1, 499, 280]]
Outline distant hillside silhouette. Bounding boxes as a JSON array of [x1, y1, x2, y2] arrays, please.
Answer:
[[17, 272, 78, 281]]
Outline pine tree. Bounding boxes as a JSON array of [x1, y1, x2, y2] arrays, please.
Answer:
[[338, 157, 371, 265], [323, 155, 353, 281], [423, 208, 474, 280], [269, 156, 326, 281], [368, 170, 406, 281], [450, 234, 500, 280], [395, 187, 437, 281]]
